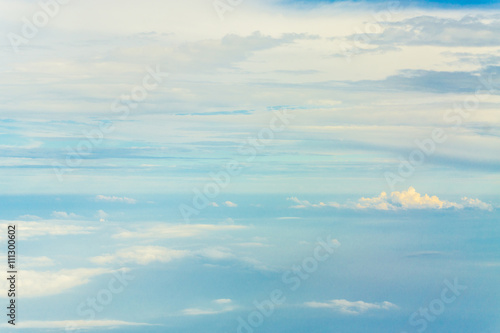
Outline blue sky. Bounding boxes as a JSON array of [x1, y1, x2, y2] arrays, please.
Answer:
[[0, 0, 500, 332]]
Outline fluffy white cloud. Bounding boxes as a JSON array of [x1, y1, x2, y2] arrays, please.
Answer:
[[357, 187, 493, 211], [356, 187, 454, 210], [90, 246, 191, 265], [289, 187, 493, 211], [461, 196, 494, 211], [224, 201, 238, 207], [305, 299, 397, 315], [95, 195, 137, 204]]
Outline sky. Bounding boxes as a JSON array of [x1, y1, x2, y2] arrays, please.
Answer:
[[0, 0, 499, 332]]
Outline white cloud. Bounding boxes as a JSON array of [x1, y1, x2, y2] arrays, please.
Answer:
[[288, 197, 342, 209], [181, 299, 235, 316], [357, 187, 457, 210], [90, 245, 241, 266], [213, 298, 232, 304], [17, 214, 41, 220], [239, 257, 275, 272], [97, 209, 109, 222], [475, 261, 500, 268], [235, 242, 269, 248], [0, 220, 97, 240], [461, 196, 494, 211], [89, 244, 272, 273], [95, 195, 137, 204], [197, 247, 235, 260], [224, 201, 238, 207], [20, 256, 56, 268], [221, 218, 235, 225], [1, 268, 112, 298], [90, 246, 191, 265], [289, 187, 493, 211], [305, 299, 398, 315], [113, 223, 246, 240], [0, 320, 153, 330], [357, 187, 492, 211], [51, 211, 80, 219]]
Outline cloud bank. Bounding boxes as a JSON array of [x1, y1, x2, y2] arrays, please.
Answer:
[[289, 187, 493, 211]]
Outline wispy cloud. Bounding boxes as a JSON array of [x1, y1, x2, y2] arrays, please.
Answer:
[[181, 299, 235, 316], [196, 247, 235, 260], [95, 195, 137, 204], [305, 299, 398, 315], [97, 209, 109, 222], [0, 220, 97, 239], [112, 224, 246, 240], [0, 320, 154, 329], [90, 246, 191, 265], [1, 268, 113, 298], [404, 251, 444, 258], [51, 211, 80, 219], [288, 197, 342, 209], [20, 256, 56, 268]]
